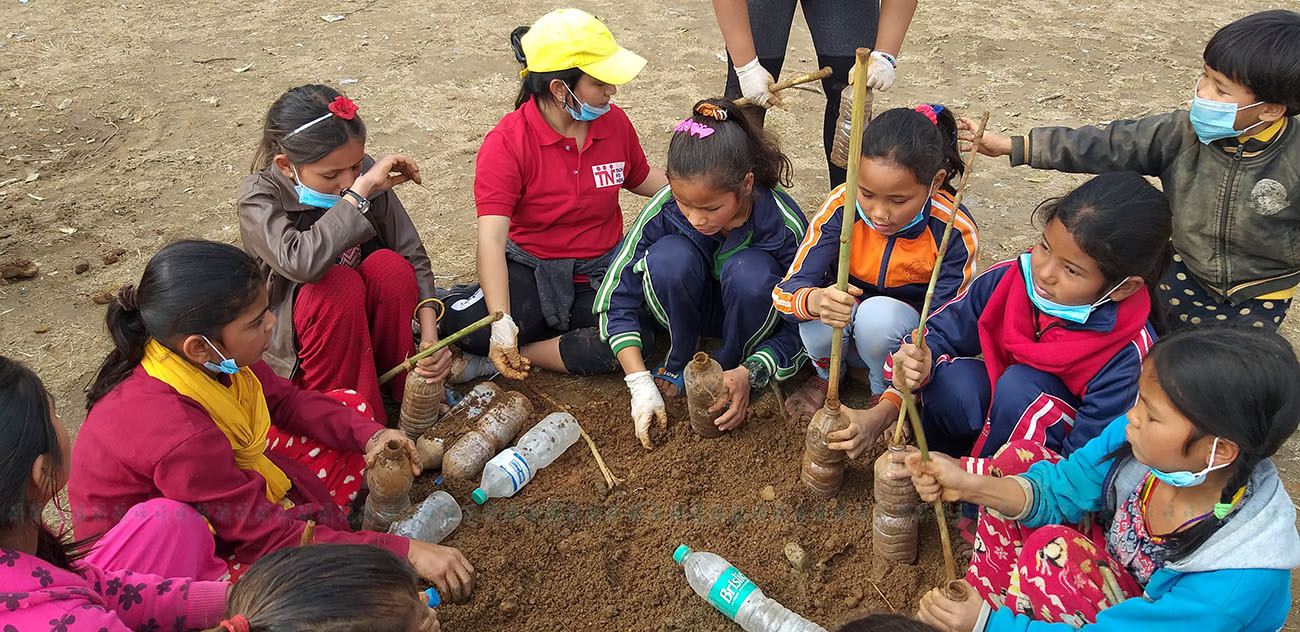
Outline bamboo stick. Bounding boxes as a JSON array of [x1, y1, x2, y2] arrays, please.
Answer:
[[378, 311, 503, 385], [903, 396, 958, 585], [734, 66, 833, 107], [299, 520, 316, 547]]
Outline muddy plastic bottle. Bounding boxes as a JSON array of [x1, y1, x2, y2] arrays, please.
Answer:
[[444, 382, 502, 427], [829, 83, 874, 169], [399, 372, 445, 439], [673, 545, 827, 632], [362, 440, 413, 533], [440, 391, 534, 479], [684, 352, 725, 438], [441, 430, 496, 479], [415, 434, 445, 470], [800, 407, 849, 497], [471, 412, 581, 504], [388, 490, 462, 543], [873, 445, 919, 563]]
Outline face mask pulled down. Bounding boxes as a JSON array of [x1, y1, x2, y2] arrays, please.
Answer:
[[291, 164, 343, 209], [1018, 252, 1127, 324]]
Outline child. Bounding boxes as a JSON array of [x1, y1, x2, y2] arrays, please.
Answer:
[[964, 10, 1300, 331], [595, 99, 809, 448], [774, 105, 978, 420], [0, 355, 232, 631], [71, 240, 474, 600], [440, 9, 668, 380], [900, 328, 1300, 631], [207, 544, 439, 632], [837, 173, 1170, 464], [237, 84, 450, 422]]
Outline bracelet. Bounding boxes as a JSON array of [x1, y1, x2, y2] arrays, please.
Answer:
[[412, 297, 445, 323]]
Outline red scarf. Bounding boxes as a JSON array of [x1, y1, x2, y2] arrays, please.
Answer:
[[975, 264, 1152, 398]]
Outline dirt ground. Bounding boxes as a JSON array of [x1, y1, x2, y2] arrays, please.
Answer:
[[3, 0, 1299, 629]]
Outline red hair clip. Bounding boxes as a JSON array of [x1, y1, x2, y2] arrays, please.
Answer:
[[220, 615, 251, 632], [328, 96, 359, 120], [913, 104, 940, 126]]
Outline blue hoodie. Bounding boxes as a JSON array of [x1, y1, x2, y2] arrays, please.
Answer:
[[982, 417, 1300, 631]]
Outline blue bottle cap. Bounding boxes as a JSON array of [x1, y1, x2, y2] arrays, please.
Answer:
[[471, 488, 487, 504], [424, 587, 440, 607], [673, 544, 691, 564]]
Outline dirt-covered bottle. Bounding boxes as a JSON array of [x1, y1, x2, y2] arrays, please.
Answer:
[[399, 372, 445, 439], [800, 407, 848, 497], [684, 352, 725, 438], [829, 83, 874, 169], [440, 391, 533, 479], [362, 440, 413, 533], [873, 445, 919, 562]]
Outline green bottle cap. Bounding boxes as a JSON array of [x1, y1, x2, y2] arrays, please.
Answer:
[[673, 544, 691, 564], [471, 489, 487, 504]]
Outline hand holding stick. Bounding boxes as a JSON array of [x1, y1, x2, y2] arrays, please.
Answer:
[[378, 311, 504, 385], [734, 66, 833, 107]]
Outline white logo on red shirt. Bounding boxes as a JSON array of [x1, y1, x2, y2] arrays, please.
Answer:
[[592, 161, 626, 188]]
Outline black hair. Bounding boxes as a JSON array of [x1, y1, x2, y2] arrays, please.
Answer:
[[207, 544, 426, 632], [250, 84, 367, 173], [1204, 10, 1300, 116], [0, 357, 90, 571], [510, 26, 587, 110], [86, 240, 264, 409], [836, 613, 941, 632], [1030, 172, 1173, 332], [1108, 328, 1300, 561], [666, 99, 793, 191], [861, 105, 963, 193]]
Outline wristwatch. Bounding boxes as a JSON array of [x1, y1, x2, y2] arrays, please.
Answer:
[[742, 357, 771, 390], [342, 188, 370, 215]]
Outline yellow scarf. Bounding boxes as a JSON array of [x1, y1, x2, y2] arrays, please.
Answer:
[[141, 338, 292, 503]]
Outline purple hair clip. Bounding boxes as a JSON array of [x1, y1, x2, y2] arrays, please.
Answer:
[[674, 118, 715, 139]]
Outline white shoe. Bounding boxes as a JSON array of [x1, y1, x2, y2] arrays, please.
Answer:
[[448, 350, 498, 384]]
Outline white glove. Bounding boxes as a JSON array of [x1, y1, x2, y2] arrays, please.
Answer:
[[864, 51, 897, 91], [625, 371, 667, 449], [488, 313, 530, 380], [735, 57, 779, 109]]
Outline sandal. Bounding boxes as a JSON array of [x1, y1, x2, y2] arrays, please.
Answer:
[[653, 364, 685, 399], [785, 375, 829, 422]]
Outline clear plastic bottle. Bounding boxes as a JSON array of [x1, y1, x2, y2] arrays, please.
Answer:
[[673, 545, 827, 632], [440, 391, 534, 479], [684, 352, 725, 438], [388, 490, 462, 544], [471, 412, 581, 504], [828, 83, 874, 169]]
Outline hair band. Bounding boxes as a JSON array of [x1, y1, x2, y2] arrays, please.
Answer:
[[283, 97, 359, 141], [694, 102, 727, 120], [220, 615, 251, 632], [913, 104, 939, 125]]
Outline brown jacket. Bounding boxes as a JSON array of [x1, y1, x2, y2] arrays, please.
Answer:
[[236, 157, 436, 378]]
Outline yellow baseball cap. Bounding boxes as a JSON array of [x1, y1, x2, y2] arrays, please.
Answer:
[[520, 9, 646, 85]]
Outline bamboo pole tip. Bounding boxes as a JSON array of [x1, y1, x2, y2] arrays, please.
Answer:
[[854, 47, 872, 62]]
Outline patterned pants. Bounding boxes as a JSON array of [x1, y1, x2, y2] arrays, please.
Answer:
[[967, 441, 1144, 628], [1157, 254, 1291, 331]]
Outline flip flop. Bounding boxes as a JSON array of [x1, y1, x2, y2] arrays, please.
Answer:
[[653, 364, 685, 398]]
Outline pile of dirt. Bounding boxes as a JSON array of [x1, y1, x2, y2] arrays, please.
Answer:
[[411, 372, 954, 631]]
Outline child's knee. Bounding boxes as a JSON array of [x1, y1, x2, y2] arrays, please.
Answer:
[[126, 497, 209, 532], [1018, 525, 1090, 575], [358, 248, 416, 294], [297, 264, 366, 311], [644, 234, 701, 280], [719, 249, 781, 296]]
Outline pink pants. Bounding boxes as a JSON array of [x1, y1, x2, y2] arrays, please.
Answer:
[[84, 497, 227, 581], [967, 440, 1144, 627], [292, 249, 419, 421]]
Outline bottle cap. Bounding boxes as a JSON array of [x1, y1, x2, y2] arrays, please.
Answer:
[[672, 544, 691, 564], [471, 488, 487, 504], [424, 587, 440, 607]]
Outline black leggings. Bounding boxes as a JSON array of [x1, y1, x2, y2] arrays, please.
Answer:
[[440, 260, 618, 375], [722, 0, 880, 186]]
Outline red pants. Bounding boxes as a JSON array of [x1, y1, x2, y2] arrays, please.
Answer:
[[292, 249, 419, 422], [967, 440, 1144, 627]]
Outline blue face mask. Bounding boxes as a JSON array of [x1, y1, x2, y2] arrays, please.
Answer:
[[1189, 78, 1265, 144], [201, 335, 241, 375], [291, 165, 343, 209], [1149, 437, 1231, 487], [563, 84, 610, 122], [1018, 253, 1127, 324], [855, 187, 934, 235]]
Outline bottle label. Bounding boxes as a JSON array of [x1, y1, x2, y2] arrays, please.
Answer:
[[488, 449, 533, 492], [707, 566, 757, 620]]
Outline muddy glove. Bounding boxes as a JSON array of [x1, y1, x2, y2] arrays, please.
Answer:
[[864, 51, 897, 91], [736, 58, 780, 109], [488, 314, 530, 380], [625, 370, 667, 449]]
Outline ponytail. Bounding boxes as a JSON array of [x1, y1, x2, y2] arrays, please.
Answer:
[[666, 98, 793, 191], [861, 104, 964, 193], [87, 241, 264, 409]]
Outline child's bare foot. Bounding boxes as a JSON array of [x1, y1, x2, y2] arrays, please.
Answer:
[[784, 376, 828, 422]]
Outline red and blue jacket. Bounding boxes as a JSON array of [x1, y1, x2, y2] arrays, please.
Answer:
[[773, 184, 979, 321]]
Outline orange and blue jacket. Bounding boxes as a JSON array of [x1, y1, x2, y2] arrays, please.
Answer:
[[773, 184, 979, 321]]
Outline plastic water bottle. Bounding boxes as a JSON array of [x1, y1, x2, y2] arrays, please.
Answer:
[[387, 491, 462, 544], [673, 545, 827, 632], [471, 412, 581, 504]]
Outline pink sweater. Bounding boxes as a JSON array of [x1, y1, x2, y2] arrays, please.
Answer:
[[69, 361, 409, 566], [0, 547, 228, 632]]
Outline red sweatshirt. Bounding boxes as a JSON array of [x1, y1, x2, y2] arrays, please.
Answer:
[[69, 361, 410, 566]]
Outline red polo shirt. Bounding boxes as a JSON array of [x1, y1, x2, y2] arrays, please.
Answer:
[[474, 99, 651, 260]]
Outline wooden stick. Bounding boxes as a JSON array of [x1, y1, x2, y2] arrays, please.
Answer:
[[300, 520, 316, 547], [378, 311, 503, 385], [578, 427, 622, 489], [903, 395, 959, 586], [734, 66, 833, 107], [889, 111, 990, 446], [822, 50, 872, 410]]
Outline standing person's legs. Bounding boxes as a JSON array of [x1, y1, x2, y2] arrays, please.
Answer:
[[723, 0, 798, 125], [716, 248, 784, 369], [916, 357, 992, 456], [802, 0, 877, 185], [357, 249, 420, 402], [849, 295, 918, 395], [642, 234, 716, 376], [971, 364, 1080, 461], [85, 498, 228, 581], [293, 264, 385, 424]]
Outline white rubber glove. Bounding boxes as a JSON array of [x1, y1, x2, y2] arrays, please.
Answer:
[[488, 314, 530, 380], [864, 51, 897, 91], [735, 57, 780, 109], [625, 370, 667, 449]]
